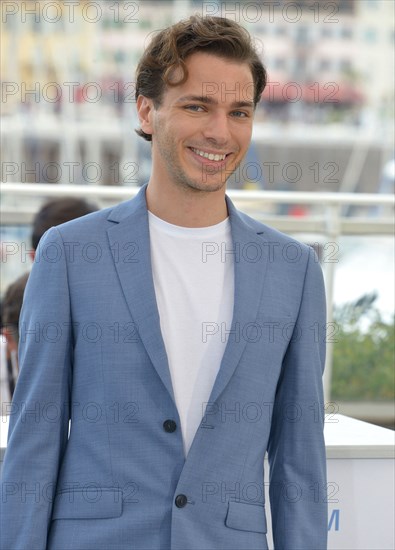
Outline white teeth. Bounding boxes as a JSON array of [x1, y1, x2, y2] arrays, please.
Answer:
[[191, 148, 226, 161]]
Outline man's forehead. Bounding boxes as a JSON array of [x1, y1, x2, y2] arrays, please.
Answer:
[[168, 53, 255, 104]]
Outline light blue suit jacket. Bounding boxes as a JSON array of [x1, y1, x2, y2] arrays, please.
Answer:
[[1, 184, 327, 549]]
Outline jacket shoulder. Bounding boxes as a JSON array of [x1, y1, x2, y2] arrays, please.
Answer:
[[48, 198, 135, 241], [237, 209, 311, 252]]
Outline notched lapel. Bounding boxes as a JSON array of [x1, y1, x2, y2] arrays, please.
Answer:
[[207, 196, 270, 405], [106, 186, 175, 404]]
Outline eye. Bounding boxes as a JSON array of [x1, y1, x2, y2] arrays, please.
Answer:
[[185, 104, 205, 112], [231, 110, 249, 118]]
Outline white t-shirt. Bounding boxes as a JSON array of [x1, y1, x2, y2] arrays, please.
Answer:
[[148, 211, 234, 456]]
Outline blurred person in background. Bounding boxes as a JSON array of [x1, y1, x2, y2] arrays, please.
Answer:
[[30, 197, 99, 259], [0, 198, 98, 412], [0, 273, 29, 410]]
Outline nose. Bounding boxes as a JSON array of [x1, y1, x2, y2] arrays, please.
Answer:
[[201, 111, 231, 146]]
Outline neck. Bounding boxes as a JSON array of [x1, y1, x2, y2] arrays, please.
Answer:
[[145, 180, 228, 228]]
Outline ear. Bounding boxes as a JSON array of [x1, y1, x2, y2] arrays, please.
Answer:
[[137, 95, 155, 137]]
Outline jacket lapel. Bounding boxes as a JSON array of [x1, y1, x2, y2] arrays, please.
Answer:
[[207, 196, 270, 405], [106, 185, 175, 404]]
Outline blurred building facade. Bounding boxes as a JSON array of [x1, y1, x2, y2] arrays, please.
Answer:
[[1, 0, 394, 190]]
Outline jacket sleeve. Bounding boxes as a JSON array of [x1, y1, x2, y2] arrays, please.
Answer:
[[1, 227, 72, 550], [267, 247, 328, 550]]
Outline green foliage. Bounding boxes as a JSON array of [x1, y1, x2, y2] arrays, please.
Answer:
[[331, 292, 395, 401]]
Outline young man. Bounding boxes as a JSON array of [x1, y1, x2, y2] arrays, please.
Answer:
[[1, 16, 327, 550]]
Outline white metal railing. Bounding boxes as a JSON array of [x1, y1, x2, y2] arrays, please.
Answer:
[[1, 183, 393, 231], [2, 183, 394, 205], [1, 183, 394, 402]]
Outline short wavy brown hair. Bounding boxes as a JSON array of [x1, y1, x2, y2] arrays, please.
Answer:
[[135, 15, 267, 142]]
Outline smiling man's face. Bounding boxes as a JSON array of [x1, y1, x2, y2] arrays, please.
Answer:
[[139, 51, 255, 194]]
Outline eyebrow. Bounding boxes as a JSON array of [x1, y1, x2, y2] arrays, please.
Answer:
[[175, 95, 254, 109]]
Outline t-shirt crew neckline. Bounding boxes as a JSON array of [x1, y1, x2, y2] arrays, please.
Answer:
[[148, 210, 230, 237]]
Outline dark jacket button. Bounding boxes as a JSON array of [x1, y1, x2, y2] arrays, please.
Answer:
[[175, 494, 188, 508], [163, 419, 177, 433]]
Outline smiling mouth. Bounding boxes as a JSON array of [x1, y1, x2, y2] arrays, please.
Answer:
[[189, 147, 229, 162]]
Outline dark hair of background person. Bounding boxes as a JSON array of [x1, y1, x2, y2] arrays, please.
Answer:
[[135, 14, 268, 142], [31, 197, 98, 250]]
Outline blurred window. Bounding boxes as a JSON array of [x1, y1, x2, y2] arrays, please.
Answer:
[[275, 27, 287, 37], [339, 0, 356, 12], [320, 59, 331, 71], [4, 13, 16, 30], [140, 19, 152, 29], [274, 58, 287, 70], [32, 19, 42, 33], [322, 27, 333, 39], [114, 51, 126, 63], [296, 26, 308, 43], [341, 27, 353, 40], [54, 18, 64, 32], [365, 0, 379, 9], [340, 59, 352, 72], [364, 28, 378, 43], [295, 57, 307, 72]]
